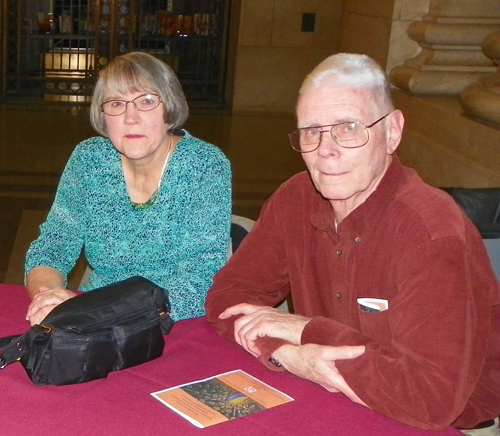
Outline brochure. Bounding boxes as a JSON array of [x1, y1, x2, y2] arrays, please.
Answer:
[[151, 369, 294, 428], [357, 297, 389, 313]]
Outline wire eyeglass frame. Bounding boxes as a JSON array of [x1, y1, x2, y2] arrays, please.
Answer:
[[288, 113, 391, 153], [101, 93, 163, 116]]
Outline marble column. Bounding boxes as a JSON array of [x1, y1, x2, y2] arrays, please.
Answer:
[[390, 0, 500, 95], [460, 31, 500, 125]]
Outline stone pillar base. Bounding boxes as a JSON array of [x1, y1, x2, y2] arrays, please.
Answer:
[[460, 30, 500, 126], [391, 65, 493, 94], [390, 0, 500, 96], [461, 75, 500, 125]]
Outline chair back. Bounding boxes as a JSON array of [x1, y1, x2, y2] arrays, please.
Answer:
[[230, 215, 255, 255], [441, 187, 500, 224], [483, 238, 500, 280]]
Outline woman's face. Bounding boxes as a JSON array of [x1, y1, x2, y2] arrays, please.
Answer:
[[103, 89, 169, 163]]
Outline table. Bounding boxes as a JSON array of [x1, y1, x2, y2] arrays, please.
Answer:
[[0, 284, 460, 436]]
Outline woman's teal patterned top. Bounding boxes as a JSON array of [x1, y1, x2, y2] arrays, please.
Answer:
[[25, 131, 232, 320]]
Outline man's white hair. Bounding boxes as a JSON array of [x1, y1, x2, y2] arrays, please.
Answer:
[[300, 53, 395, 111]]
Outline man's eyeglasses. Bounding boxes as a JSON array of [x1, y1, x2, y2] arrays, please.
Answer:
[[101, 93, 162, 116], [288, 113, 390, 153]]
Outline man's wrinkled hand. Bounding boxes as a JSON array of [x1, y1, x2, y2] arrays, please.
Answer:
[[273, 343, 368, 406], [219, 303, 311, 357]]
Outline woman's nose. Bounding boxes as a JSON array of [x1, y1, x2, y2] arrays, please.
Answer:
[[124, 102, 140, 121]]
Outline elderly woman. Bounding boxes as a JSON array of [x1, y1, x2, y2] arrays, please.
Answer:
[[25, 52, 231, 325]]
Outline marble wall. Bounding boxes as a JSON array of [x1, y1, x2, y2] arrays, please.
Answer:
[[230, 0, 342, 112], [228, 0, 420, 111], [337, 0, 397, 67], [394, 90, 500, 188]]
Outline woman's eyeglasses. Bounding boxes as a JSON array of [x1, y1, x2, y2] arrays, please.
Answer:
[[101, 93, 162, 116]]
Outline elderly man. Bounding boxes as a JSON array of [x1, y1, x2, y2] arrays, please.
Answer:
[[205, 54, 500, 433]]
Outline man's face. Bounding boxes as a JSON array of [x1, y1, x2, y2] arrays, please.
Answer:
[[297, 80, 399, 218]]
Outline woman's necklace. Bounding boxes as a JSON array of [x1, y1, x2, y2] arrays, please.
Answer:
[[131, 147, 172, 211]]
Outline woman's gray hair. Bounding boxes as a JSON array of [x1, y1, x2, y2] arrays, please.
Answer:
[[300, 53, 395, 112], [90, 52, 189, 137]]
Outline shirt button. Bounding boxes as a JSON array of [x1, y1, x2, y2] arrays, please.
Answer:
[[336, 249, 343, 256], [354, 237, 362, 243], [336, 293, 343, 300]]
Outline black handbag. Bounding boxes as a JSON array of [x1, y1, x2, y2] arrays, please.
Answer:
[[0, 276, 174, 386]]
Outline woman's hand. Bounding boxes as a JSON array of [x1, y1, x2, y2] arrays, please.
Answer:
[[26, 286, 76, 326]]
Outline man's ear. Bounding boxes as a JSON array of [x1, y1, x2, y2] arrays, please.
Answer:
[[386, 109, 404, 154]]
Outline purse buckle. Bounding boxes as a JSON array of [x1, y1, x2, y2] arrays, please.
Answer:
[[0, 337, 26, 369], [39, 325, 53, 334]]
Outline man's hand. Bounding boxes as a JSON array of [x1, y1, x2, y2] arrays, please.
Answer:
[[219, 303, 311, 357], [273, 343, 368, 406], [26, 286, 76, 326]]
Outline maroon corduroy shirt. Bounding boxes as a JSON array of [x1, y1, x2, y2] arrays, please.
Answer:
[[206, 155, 500, 431]]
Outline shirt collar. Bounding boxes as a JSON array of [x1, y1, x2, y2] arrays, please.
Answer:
[[310, 155, 408, 237]]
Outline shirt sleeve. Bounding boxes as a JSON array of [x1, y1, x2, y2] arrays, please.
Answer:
[[301, 234, 497, 430], [205, 185, 292, 367], [164, 146, 232, 320], [24, 144, 86, 285]]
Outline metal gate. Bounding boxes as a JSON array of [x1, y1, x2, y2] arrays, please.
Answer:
[[1, 0, 230, 106]]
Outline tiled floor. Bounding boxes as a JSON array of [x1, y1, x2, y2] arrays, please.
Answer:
[[0, 103, 305, 285]]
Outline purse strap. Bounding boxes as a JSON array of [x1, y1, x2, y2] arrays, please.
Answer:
[[0, 325, 49, 369]]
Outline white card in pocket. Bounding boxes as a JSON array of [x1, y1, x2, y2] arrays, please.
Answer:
[[357, 298, 389, 313]]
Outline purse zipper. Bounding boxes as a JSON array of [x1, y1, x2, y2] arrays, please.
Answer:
[[48, 307, 166, 334]]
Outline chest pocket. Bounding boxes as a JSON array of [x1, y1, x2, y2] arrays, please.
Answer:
[[357, 307, 392, 345]]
